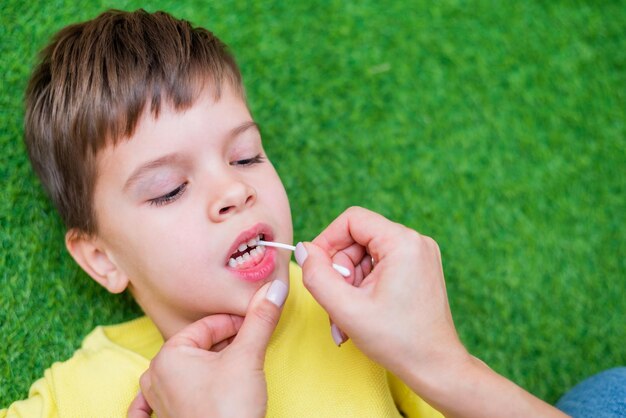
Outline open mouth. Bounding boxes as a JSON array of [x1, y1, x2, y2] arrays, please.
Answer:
[[225, 224, 277, 282], [227, 233, 267, 269]]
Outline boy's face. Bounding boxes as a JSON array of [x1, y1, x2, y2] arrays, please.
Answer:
[[91, 86, 292, 338]]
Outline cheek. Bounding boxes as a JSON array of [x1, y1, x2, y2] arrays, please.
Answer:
[[266, 178, 293, 233], [263, 170, 291, 210], [105, 220, 199, 285]]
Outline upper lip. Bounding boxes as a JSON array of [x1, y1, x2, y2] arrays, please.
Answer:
[[225, 223, 274, 265]]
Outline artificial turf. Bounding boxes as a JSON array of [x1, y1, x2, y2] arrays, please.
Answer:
[[1, 0, 624, 408]]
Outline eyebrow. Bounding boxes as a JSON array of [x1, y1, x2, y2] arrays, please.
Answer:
[[123, 121, 261, 191], [230, 121, 260, 140], [123, 153, 183, 192]]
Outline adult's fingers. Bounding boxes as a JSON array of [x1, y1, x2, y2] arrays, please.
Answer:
[[333, 242, 367, 269], [127, 390, 152, 418], [210, 335, 237, 353], [297, 242, 359, 323], [166, 314, 244, 350], [312, 206, 407, 261], [232, 280, 288, 364]]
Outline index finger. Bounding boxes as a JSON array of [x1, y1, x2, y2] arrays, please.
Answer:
[[166, 314, 244, 350], [312, 206, 406, 259]]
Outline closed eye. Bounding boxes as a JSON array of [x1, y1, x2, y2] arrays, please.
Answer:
[[231, 154, 266, 166], [149, 182, 188, 206]]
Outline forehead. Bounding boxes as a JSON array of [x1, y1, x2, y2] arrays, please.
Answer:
[[95, 86, 257, 179], [139, 86, 251, 139], [107, 86, 252, 149]]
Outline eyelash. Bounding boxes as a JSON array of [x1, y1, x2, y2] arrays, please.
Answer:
[[149, 182, 188, 207], [231, 154, 265, 166]]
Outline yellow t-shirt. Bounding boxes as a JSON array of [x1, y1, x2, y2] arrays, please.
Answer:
[[2, 263, 443, 417]]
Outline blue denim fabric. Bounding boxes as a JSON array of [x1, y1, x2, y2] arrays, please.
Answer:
[[557, 367, 626, 417]]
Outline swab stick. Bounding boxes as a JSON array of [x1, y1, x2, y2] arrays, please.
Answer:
[[258, 240, 351, 277]]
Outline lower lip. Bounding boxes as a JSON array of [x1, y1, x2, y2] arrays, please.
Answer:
[[226, 247, 277, 282]]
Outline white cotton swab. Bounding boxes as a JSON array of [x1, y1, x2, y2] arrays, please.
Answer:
[[257, 240, 351, 277], [257, 241, 297, 251]]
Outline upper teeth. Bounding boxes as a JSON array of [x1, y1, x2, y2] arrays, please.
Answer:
[[237, 235, 262, 252], [228, 235, 265, 268]]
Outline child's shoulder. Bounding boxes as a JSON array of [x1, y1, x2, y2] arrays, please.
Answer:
[[2, 316, 159, 417]]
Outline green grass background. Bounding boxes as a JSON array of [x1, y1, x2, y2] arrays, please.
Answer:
[[1, 0, 624, 408]]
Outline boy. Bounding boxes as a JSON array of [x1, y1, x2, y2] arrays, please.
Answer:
[[3, 9, 441, 417]]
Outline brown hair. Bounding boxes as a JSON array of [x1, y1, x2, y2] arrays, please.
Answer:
[[24, 9, 244, 235]]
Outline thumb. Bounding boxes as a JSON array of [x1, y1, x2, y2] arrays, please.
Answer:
[[296, 242, 357, 322], [232, 279, 288, 364]]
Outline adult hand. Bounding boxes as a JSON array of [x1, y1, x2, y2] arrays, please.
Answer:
[[294, 206, 464, 380], [127, 279, 288, 418], [295, 207, 566, 418]]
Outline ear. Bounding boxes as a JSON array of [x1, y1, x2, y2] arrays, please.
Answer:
[[65, 229, 129, 294]]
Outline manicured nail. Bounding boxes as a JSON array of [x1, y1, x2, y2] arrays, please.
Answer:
[[331, 323, 344, 346], [294, 242, 308, 266], [265, 280, 288, 307], [332, 263, 351, 277]]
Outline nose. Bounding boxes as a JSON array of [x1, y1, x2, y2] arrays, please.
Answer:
[[208, 177, 257, 222]]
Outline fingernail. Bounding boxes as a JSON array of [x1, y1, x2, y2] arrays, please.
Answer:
[[294, 242, 308, 266], [332, 263, 351, 277], [266, 280, 288, 307], [331, 323, 344, 346]]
